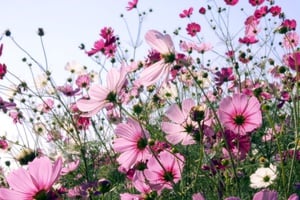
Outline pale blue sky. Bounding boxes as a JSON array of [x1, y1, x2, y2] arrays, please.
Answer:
[[0, 0, 298, 131]]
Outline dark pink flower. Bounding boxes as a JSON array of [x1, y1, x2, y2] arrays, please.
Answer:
[[86, 27, 117, 58], [126, 0, 138, 11], [224, 0, 239, 6], [254, 6, 268, 19], [239, 36, 258, 44], [249, 0, 264, 6], [218, 93, 262, 135], [0, 63, 7, 79], [214, 67, 235, 86], [199, 7, 206, 14], [269, 5, 281, 17], [186, 22, 201, 37], [0, 139, 8, 150], [179, 7, 193, 18], [222, 130, 251, 160]]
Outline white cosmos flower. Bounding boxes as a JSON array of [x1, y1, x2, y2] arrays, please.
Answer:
[[250, 164, 277, 189]]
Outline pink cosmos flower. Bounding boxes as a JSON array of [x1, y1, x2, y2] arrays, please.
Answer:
[[136, 30, 175, 87], [0, 139, 8, 150], [161, 98, 196, 145], [254, 6, 268, 19], [37, 98, 54, 113], [224, 0, 239, 6], [249, 0, 264, 6], [77, 67, 127, 117], [76, 74, 91, 88], [199, 7, 206, 14], [193, 193, 206, 200], [285, 51, 300, 72], [186, 22, 201, 37], [283, 32, 299, 49], [179, 7, 193, 18], [113, 118, 152, 171], [61, 159, 80, 175], [252, 190, 278, 200], [144, 151, 184, 193], [0, 63, 7, 79], [0, 156, 62, 199], [214, 67, 235, 86], [269, 5, 281, 17], [126, 0, 138, 11], [86, 27, 117, 58], [218, 93, 262, 135]]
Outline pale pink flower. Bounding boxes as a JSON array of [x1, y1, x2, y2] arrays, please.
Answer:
[[218, 93, 262, 135], [61, 159, 80, 175], [283, 32, 300, 49], [120, 193, 142, 200], [77, 67, 127, 116], [161, 98, 196, 145], [113, 118, 152, 171], [144, 151, 184, 193], [252, 190, 278, 200], [0, 156, 62, 199], [37, 98, 54, 113], [193, 193, 206, 200], [136, 30, 175, 87]]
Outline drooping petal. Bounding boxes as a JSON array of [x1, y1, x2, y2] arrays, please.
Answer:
[[145, 30, 174, 54], [137, 60, 170, 87]]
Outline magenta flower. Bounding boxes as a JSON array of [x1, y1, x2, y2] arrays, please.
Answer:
[[126, 0, 138, 11], [286, 51, 300, 72], [161, 98, 196, 145], [77, 67, 127, 117], [224, 0, 239, 6], [179, 7, 193, 18], [186, 22, 201, 37], [218, 93, 262, 135], [249, 0, 264, 6], [0, 63, 7, 79], [113, 118, 152, 171], [269, 5, 281, 17], [144, 151, 184, 193], [136, 30, 175, 87], [0, 156, 62, 200], [214, 67, 235, 86]]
